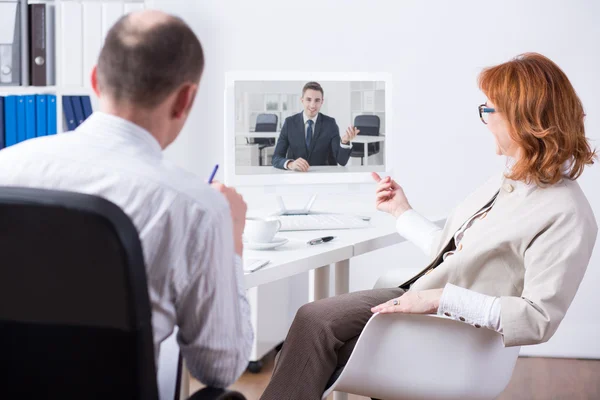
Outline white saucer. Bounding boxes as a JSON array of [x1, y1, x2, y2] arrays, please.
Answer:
[[244, 236, 289, 251]]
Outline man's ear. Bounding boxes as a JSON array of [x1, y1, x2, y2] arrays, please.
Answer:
[[91, 66, 100, 97], [172, 83, 198, 119]]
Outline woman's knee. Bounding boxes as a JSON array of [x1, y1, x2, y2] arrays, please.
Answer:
[[295, 301, 323, 323], [294, 299, 335, 329]]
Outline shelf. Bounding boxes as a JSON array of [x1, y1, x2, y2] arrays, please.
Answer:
[[1, 1, 146, 135], [0, 86, 58, 95], [58, 86, 95, 96]]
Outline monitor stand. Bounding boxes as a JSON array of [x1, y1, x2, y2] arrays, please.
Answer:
[[275, 194, 317, 216]]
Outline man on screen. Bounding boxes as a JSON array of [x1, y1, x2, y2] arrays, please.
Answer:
[[272, 82, 358, 171]]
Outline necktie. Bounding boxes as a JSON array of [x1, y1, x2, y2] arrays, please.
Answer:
[[306, 119, 313, 148]]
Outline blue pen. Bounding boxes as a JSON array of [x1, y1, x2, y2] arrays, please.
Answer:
[[208, 164, 219, 184]]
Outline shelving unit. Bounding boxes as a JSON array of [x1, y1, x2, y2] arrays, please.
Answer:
[[243, 92, 302, 132], [350, 80, 386, 133], [1, 0, 147, 137]]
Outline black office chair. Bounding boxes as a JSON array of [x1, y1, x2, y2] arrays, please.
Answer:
[[350, 115, 381, 165], [251, 113, 278, 166], [0, 187, 246, 400]]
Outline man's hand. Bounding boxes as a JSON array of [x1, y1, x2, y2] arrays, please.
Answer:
[[288, 158, 310, 172], [211, 182, 247, 256], [342, 126, 360, 144], [372, 172, 412, 218], [371, 289, 444, 315]]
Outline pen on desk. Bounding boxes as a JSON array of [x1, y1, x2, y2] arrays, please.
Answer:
[[207, 164, 219, 184], [307, 236, 336, 246]]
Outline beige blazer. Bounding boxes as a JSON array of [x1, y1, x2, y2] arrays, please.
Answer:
[[404, 172, 598, 347]]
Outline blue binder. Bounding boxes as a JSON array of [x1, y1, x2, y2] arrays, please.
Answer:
[[36, 95, 48, 137], [25, 95, 37, 140], [81, 96, 93, 119], [16, 96, 26, 143], [0, 97, 5, 150], [4, 96, 17, 147], [62, 96, 77, 131], [47, 95, 57, 135], [71, 96, 85, 127]]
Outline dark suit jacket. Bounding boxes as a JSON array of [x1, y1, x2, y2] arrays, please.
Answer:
[[272, 112, 352, 169]]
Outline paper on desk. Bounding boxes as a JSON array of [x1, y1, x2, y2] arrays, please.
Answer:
[[243, 258, 270, 273]]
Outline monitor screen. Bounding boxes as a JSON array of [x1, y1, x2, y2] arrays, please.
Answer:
[[224, 72, 392, 186]]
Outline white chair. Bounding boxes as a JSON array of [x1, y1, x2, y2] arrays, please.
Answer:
[[322, 270, 520, 400]]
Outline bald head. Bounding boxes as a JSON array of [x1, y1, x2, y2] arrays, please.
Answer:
[[96, 10, 204, 108]]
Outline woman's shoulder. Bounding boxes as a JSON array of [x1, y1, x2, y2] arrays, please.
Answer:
[[531, 178, 596, 224]]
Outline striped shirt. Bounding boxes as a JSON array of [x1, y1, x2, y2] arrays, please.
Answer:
[[0, 112, 253, 387]]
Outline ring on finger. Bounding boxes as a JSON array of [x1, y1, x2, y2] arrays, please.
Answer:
[[392, 299, 399, 306]]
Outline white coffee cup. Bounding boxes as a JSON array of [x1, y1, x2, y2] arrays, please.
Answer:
[[244, 218, 282, 243]]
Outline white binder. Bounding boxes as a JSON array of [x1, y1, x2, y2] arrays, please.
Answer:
[[19, 0, 28, 86], [0, 1, 20, 85], [46, 3, 56, 85]]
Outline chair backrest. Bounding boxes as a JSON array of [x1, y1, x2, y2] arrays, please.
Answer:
[[354, 115, 380, 136], [352, 115, 381, 157], [323, 313, 520, 400], [253, 113, 278, 146], [0, 187, 158, 400]]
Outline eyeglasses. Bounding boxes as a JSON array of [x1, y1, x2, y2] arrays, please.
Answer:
[[478, 104, 496, 124]]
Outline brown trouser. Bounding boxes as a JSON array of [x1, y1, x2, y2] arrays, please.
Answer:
[[260, 287, 406, 400]]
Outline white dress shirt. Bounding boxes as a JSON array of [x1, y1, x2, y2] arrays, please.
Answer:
[[283, 112, 352, 169], [393, 165, 536, 334], [0, 112, 253, 387]]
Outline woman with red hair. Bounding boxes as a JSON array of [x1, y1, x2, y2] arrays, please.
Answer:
[[261, 53, 598, 400]]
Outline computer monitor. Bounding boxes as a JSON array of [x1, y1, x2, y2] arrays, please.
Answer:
[[224, 71, 393, 186]]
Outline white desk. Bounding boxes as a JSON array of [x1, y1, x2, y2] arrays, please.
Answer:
[[244, 211, 423, 294], [235, 133, 280, 167], [235, 132, 280, 139], [179, 212, 445, 400], [351, 136, 385, 166], [243, 211, 445, 353], [235, 144, 260, 166], [236, 165, 382, 175]]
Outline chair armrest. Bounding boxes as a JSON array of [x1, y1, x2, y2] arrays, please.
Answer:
[[322, 312, 520, 400], [187, 387, 246, 400]]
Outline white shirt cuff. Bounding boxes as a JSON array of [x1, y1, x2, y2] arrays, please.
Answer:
[[340, 141, 352, 149], [437, 283, 502, 333], [284, 160, 291, 169], [395, 209, 442, 255]]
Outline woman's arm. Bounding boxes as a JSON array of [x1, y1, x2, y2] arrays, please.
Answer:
[[437, 283, 502, 332], [499, 209, 597, 347], [395, 209, 442, 256]]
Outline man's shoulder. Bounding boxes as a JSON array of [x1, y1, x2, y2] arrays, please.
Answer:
[[317, 114, 338, 135], [318, 113, 335, 123], [0, 134, 68, 164], [284, 113, 302, 124]]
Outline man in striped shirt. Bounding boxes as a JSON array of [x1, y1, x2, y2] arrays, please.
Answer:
[[0, 10, 253, 388]]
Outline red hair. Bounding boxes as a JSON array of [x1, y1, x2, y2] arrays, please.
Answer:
[[478, 53, 596, 185]]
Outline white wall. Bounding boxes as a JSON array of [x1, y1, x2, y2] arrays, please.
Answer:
[[152, 0, 600, 358]]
